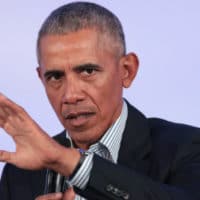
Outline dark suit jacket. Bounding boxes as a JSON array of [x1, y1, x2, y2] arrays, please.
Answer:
[[0, 103, 200, 200]]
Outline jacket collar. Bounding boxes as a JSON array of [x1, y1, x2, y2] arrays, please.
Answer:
[[55, 101, 152, 168], [118, 101, 152, 171]]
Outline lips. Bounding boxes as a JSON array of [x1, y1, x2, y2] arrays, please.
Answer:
[[65, 112, 94, 119], [62, 111, 95, 127]]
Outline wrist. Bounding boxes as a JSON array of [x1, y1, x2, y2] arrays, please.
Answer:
[[69, 149, 89, 179], [47, 146, 81, 177]]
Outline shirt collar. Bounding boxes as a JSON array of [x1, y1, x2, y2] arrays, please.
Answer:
[[97, 100, 128, 162], [66, 100, 128, 163]]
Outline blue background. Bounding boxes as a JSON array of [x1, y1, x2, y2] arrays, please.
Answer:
[[0, 0, 200, 175]]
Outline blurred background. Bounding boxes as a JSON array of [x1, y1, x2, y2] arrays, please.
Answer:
[[0, 0, 200, 175]]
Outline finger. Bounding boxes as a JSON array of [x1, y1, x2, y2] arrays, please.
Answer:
[[0, 150, 13, 163], [0, 96, 35, 136], [0, 94, 22, 113], [0, 105, 14, 115], [0, 107, 8, 118], [0, 118, 5, 127], [0, 95, 25, 131], [35, 192, 63, 200], [0, 106, 11, 123], [0, 107, 15, 130], [63, 187, 76, 200]]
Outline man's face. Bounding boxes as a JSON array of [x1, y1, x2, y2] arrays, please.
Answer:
[[38, 29, 129, 149]]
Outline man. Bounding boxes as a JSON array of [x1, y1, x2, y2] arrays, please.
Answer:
[[0, 2, 200, 200]]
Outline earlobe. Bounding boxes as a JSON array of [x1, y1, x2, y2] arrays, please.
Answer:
[[121, 53, 139, 88]]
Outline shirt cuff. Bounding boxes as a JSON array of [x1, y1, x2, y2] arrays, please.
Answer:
[[69, 153, 94, 189]]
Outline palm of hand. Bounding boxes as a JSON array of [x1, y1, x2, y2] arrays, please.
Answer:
[[0, 94, 60, 170]]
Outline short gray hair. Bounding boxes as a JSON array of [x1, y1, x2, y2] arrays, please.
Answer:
[[37, 1, 126, 62]]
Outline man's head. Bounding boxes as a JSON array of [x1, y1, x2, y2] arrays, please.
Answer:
[[37, 2, 138, 149], [37, 2, 126, 62]]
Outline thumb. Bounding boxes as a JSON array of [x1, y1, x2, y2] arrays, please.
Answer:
[[35, 192, 63, 200], [63, 187, 76, 200], [0, 150, 13, 163]]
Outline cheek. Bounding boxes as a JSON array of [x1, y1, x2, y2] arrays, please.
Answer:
[[46, 88, 62, 114], [86, 73, 122, 114], [98, 71, 122, 98]]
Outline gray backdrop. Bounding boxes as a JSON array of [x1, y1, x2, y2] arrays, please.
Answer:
[[0, 0, 200, 175]]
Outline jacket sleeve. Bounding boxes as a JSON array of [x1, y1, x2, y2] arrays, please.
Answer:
[[76, 142, 200, 200]]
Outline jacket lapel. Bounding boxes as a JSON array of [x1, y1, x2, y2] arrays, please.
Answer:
[[118, 101, 152, 174], [53, 130, 71, 147], [55, 103, 152, 174]]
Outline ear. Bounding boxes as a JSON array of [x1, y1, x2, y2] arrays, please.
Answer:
[[120, 53, 139, 88], [36, 66, 43, 82]]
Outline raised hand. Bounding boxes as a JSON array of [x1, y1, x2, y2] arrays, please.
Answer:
[[0, 93, 80, 175]]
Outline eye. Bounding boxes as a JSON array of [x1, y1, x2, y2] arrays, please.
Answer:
[[49, 73, 62, 81], [75, 64, 101, 77], [82, 68, 95, 75], [44, 71, 64, 82]]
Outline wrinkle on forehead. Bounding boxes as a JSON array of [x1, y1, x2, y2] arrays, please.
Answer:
[[38, 28, 122, 64]]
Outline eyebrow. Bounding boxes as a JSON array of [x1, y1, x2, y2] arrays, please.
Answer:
[[43, 63, 102, 78], [73, 63, 102, 71], [43, 70, 64, 79]]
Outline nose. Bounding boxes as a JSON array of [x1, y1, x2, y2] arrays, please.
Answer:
[[62, 76, 85, 104]]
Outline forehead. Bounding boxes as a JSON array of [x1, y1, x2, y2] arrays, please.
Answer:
[[39, 29, 98, 55], [38, 29, 117, 68]]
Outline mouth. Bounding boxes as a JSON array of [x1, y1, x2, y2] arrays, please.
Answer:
[[63, 112, 95, 127]]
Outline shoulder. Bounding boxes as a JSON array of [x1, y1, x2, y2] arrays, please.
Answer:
[[53, 130, 66, 141], [53, 130, 71, 147], [148, 118, 200, 143], [126, 100, 200, 145]]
